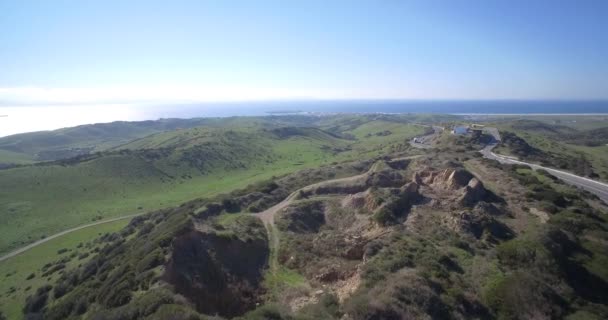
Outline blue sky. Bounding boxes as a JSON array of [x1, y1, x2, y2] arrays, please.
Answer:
[[0, 0, 607, 103]]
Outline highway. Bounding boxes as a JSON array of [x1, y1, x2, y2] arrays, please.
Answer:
[[481, 144, 608, 203], [410, 124, 608, 204]]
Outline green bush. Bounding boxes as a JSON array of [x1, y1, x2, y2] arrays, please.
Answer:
[[496, 238, 555, 271], [483, 271, 566, 319]]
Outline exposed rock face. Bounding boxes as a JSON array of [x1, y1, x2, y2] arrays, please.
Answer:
[[459, 178, 487, 206], [414, 167, 490, 207], [341, 191, 368, 209], [366, 170, 404, 188], [412, 171, 423, 184], [444, 210, 492, 239], [447, 169, 475, 189], [444, 203, 513, 239], [365, 181, 423, 226], [401, 181, 419, 194], [164, 228, 269, 318], [277, 201, 326, 233], [315, 268, 343, 283], [364, 190, 383, 212], [315, 265, 356, 283], [304, 183, 367, 197], [342, 236, 366, 260]]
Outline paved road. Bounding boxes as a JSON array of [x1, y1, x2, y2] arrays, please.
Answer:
[[0, 213, 143, 263], [481, 143, 608, 204], [409, 123, 608, 204]]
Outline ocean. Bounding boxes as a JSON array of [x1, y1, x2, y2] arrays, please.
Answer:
[[150, 100, 608, 118], [1, 100, 607, 137]]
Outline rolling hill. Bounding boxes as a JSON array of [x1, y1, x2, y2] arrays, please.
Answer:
[[0, 125, 359, 255]]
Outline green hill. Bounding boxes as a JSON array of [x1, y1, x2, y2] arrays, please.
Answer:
[[0, 118, 205, 163], [9, 151, 608, 320], [0, 126, 358, 255], [0, 117, 427, 255]]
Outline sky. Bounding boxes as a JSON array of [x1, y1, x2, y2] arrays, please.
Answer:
[[0, 0, 607, 135]]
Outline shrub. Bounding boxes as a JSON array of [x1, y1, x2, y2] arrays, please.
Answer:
[[483, 271, 566, 319], [136, 249, 164, 273], [23, 285, 52, 314], [53, 281, 70, 299], [496, 239, 551, 270]]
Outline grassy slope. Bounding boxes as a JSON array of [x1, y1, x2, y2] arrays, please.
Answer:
[[0, 149, 34, 164], [0, 120, 425, 255], [0, 116, 424, 318], [0, 220, 129, 320], [0, 115, 329, 163], [0, 117, 273, 163]]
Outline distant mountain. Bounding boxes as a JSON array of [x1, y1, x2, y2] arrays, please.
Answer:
[[0, 118, 215, 163]]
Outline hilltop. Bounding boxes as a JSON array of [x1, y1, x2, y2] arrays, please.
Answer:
[[17, 150, 608, 320], [2, 113, 607, 320]]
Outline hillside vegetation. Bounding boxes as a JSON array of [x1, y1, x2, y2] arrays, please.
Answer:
[[13, 150, 608, 320], [3, 114, 607, 320], [0, 116, 426, 255]]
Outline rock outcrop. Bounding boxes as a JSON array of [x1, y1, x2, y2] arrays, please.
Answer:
[[164, 226, 269, 317], [341, 191, 369, 210], [277, 201, 326, 233], [443, 203, 513, 240], [443, 210, 493, 239], [458, 177, 487, 206]]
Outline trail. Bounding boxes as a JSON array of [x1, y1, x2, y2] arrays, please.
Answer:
[[255, 171, 370, 271], [0, 213, 143, 263], [255, 155, 421, 271]]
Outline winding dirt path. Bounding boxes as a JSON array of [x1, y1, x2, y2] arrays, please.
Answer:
[[254, 155, 422, 270], [0, 213, 143, 263]]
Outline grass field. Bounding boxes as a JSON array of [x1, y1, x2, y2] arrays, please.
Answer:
[[0, 120, 424, 255], [0, 117, 425, 318], [0, 219, 129, 320]]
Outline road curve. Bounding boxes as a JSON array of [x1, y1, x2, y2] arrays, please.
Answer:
[[0, 213, 143, 263], [481, 143, 608, 204]]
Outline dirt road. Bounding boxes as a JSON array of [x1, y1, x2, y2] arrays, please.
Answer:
[[255, 155, 422, 267], [0, 213, 143, 263]]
